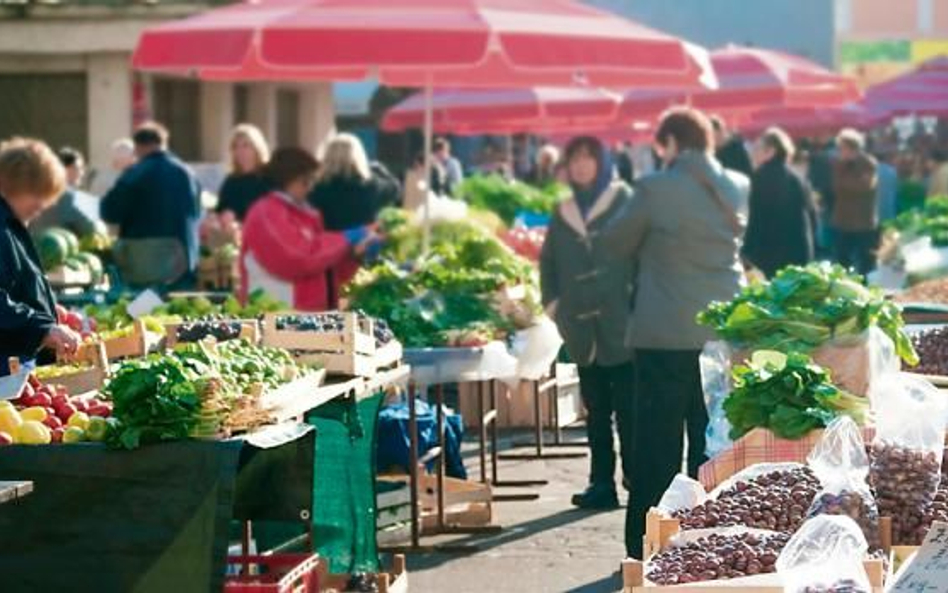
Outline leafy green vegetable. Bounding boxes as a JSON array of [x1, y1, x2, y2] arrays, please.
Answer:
[[724, 351, 868, 440], [346, 213, 540, 347], [886, 195, 948, 246], [455, 175, 567, 225], [698, 263, 917, 365]]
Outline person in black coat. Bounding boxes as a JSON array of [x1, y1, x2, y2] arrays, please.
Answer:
[[742, 127, 818, 278], [101, 122, 203, 287], [0, 138, 81, 375], [216, 124, 272, 221], [711, 115, 754, 178], [308, 133, 399, 231]]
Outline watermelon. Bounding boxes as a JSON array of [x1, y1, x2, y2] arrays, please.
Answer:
[[74, 252, 104, 284], [64, 257, 88, 273], [51, 228, 80, 258], [36, 230, 70, 271]]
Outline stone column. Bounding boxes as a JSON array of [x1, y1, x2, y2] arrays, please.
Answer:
[[199, 81, 234, 164], [247, 83, 277, 146], [86, 52, 132, 172], [299, 82, 336, 156]]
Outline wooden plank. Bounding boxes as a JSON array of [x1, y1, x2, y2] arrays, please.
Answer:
[[0, 481, 33, 504], [258, 370, 342, 423]]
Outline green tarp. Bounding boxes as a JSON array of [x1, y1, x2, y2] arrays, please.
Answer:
[[0, 426, 314, 593]]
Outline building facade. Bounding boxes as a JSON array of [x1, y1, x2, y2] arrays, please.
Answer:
[[0, 1, 336, 184]]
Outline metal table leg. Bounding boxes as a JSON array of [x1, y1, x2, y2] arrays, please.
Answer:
[[502, 369, 588, 460], [408, 381, 420, 549], [489, 380, 544, 500]]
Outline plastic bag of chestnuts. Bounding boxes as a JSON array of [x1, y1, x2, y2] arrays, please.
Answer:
[[804, 417, 882, 550], [868, 374, 948, 544], [776, 515, 872, 593]]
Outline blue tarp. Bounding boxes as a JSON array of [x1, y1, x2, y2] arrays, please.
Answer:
[[377, 399, 467, 480]]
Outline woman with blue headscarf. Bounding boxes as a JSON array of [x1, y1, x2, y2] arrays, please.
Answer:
[[539, 136, 637, 510]]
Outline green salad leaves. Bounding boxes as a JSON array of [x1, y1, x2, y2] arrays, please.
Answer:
[[698, 263, 917, 365], [724, 351, 868, 440]]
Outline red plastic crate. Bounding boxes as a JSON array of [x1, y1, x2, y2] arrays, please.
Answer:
[[225, 553, 320, 593]]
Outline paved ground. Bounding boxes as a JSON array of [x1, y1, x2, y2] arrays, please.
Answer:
[[396, 427, 628, 593]]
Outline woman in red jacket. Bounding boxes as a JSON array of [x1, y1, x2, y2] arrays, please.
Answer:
[[240, 147, 374, 311]]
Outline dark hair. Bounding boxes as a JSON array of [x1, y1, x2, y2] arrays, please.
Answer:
[[433, 137, 450, 153], [709, 115, 726, 134], [760, 127, 795, 163], [655, 108, 714, 153], [264, 147, 319, 190], [57, 147, 83, 168], [563, 136, 604, 166], [133, 121, 169, 148]]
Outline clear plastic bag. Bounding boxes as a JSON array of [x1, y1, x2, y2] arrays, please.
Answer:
[[700, 341, 734, 458], [810, 327, 898, 400], [869, 372, 948, 544], [776, 515, 871, 593], [656, 474, 707, 516], [805, 417, 881, 550]]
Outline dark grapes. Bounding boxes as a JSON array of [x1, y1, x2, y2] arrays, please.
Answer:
[[177, 317, 242, 343]]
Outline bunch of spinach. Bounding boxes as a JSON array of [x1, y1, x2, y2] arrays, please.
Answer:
[[456, 175, 566, 225], [698, 263, 917, 365], [724, 351, 868, 440]]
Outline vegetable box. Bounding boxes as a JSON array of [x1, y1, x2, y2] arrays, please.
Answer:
[[623, 511, 886, 592], [33, 342, 109, 395], [316, 554, 408, 593], [262, 312, 402, 378]]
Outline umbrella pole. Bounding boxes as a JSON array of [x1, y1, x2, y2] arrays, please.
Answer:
[[422, 76, 434, 254]]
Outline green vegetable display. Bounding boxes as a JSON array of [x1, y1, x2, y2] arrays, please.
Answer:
[[103, 340, 305, 449], [456, 175, 566, 225], [698, 263, 917, 365], [724, 351, 869, 440], [347, 211, 541, 347], [886, 195, 948, 246]]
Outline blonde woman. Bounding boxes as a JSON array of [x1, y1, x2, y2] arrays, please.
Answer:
[[216, 124, 272, 221], [308, 133, 399, 231]]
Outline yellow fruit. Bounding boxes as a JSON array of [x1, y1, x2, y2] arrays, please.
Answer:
[[0, 407, 22, 437], [20, 407, 47, 422], [17, 421, 51, 445], [62, 426, 85, 444], [0, 400, 13, 410], [86, 417, 108, 442], [67, 412, 90, 431]]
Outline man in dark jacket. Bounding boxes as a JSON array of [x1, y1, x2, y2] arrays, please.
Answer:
[[101, 122, 202, 287], [831, 129, 878, 276], [540, 136, 636, 510], [711, 115, 754, 178], [743, 127, 817, 277]]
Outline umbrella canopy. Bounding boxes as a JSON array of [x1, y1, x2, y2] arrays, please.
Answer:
[[737, 104, 891, 138], [863, 56, 948, 117], [380, 87, 622, 134], [133, 0, 713, 89], [619, 45, 860, 121]]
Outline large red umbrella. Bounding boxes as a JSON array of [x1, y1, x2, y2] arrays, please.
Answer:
[[380, 87, 622, 135], [863, 56, 948, 117], [132, 0, 713, 89], [737, 104, 891, 138], [619, 45, 860, 121]]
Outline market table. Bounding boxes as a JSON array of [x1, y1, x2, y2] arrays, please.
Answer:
[[0, 480, 32, 504]]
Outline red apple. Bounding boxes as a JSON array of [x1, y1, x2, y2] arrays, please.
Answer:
[[72, 399, 89, 413], [88, 318, 98, 332], [54, 385, 68, 398], [44, 406, 57, 418], [50, 428, 64, 443], [31, 392, 52, 408], [65, 312, 83, 332], [56, 403, 78, 422], [43, 415, 62, 430], [27, 374, 42, 390], [55, 305, 68, 324], [0, 432, 12, 445], [18, 382, 34, 401], [51, 394, 69, 409], [87, 404, 111, 418]]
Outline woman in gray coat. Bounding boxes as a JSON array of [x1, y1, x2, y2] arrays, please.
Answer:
[[540, 136, 636, 510], [604, 109, 749, 558]]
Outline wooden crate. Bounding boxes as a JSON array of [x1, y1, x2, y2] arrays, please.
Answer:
[[164, 319, 260, 349], [626, 510, 886, 592], [263, 311, 402, 377], [418, 474, 493, 533], [92, 319, 164, 360], [47, 265, 94, 288], [36, 342, 109, 395], [316, 554, 408, 593]]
